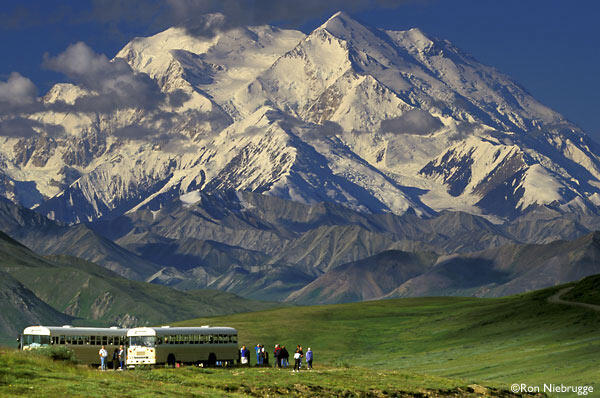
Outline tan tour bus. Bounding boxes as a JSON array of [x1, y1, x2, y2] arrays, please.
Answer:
[[20, 325, 128, 366], [127, 326, 238, 367]]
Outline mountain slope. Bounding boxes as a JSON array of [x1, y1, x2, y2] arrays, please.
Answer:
[[387, 231, 600, 298], [0, 197, 161, 280], [0, 230, 276, 339], [287, 250, 436, 304], [0, 269, 72, 339]]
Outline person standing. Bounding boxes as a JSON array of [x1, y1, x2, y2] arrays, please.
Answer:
[[281, 346, 289, 368], [240, 345, 250, 365], [263, 347, 269, 366], [112, 348, 119, 370], [274, 344, 281, 368], [259, 346, 265, 366], [297, 345, 304, 369], [99, 345, 108, 371], [293, 348, 301, 372], [255, 344, 262, 365], [118, 345, 125, 370], [306, 348, 313, 369]]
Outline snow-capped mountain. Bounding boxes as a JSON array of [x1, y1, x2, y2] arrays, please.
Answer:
[[2, 11, 600, 223]]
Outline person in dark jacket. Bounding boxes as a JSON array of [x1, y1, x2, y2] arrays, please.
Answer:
[[281, 346, 289, 368], [263, 347, 269, 366], [112, 348, 119, 369], [274, 344, 281, 368], [259, 346, 265, 366]]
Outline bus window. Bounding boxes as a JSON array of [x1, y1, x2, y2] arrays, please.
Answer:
[[129, 336, 156, 347], [232, 335, 238, 343], [90, 336, 96, 345], [102, 336, 108, 345], [23, 335, 50, 346], [59, 336, 65, 345], [84, 336, 90, 345]]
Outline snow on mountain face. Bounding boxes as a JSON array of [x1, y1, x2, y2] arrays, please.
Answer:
[[1, 11, 600, 223]]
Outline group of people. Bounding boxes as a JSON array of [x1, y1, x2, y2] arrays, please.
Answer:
[[239, 344, 313, 371], [98, 345, 125, 370]]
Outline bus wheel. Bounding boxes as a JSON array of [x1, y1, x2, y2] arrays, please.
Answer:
[[167, 354, 176, 368], [207, 353, 217, 367]]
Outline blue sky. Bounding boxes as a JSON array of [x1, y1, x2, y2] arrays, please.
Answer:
[[1, 0, 598, 137]]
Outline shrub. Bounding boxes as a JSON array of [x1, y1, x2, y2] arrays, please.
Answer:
[[35, 346, 76, 363]]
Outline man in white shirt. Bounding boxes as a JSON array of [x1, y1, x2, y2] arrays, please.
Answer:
[[99, 345, 108, 370]]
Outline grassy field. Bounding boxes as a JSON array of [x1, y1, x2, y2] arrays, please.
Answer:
[[0, 348, 540, 397], [2, 281, 598, 397], [174, 283, 600, 395]]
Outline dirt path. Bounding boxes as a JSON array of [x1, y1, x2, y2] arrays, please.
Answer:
[[547, 287, 600, 312]]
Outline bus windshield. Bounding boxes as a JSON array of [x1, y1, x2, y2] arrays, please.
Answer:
[[23, 334, 50, 346], [129, 336, 155, 347]]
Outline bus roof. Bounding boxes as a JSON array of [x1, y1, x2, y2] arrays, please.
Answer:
[[127, 326, 237, 337], [23, 326, 128, 336]]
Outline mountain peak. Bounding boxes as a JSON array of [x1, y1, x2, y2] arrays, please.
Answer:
[[325, 11, 352, 22], [319, 10, 370, 36]]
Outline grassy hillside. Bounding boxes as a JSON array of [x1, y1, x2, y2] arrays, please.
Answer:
[[0, 231, 277, 341], [0, 349, 538, 397], [561, 274, 600, 305], [0, 270, 72, 341], [9, 254, 276, 326], [174, 281, 600, 392]]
